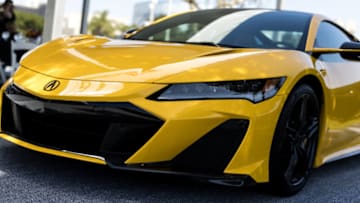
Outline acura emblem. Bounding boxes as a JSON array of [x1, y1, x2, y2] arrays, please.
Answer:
[[43, 80, 61, 91]]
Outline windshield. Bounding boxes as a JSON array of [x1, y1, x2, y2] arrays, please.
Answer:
[[129, 9, 312, 51]]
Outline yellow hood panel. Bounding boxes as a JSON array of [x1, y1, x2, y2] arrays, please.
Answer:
[[21, 38, 234, 82], [19, 36, 313, 85]]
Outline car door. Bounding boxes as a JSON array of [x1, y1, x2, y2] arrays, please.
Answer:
[[314, 21, 360, 162]]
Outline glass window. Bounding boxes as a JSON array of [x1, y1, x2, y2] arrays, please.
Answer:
[[132, 9, 238, 42], [131, 10, 311, 50], [149, 23, 205, 42], [314, 21, 353, 48], [261, 30, 303, 49], [81, 1, 279, 39]]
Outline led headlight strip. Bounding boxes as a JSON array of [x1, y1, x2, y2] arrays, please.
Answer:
[[148, 77, 286, 103]]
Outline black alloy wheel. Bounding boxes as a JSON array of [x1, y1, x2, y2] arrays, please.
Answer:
[[269, 84, 320, 196]]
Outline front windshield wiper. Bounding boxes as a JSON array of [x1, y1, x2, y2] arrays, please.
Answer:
[[125, 38, 247, 49], [185, 41, 248, 49], [185, 41, 221, 47], [125, 38, 218, 47]]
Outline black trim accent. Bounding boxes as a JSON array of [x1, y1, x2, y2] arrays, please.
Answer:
[[107, 161, 255, 187], [115, 119, 249, 175], [172, 119, 249, 174], [1, 84, 163, 162]]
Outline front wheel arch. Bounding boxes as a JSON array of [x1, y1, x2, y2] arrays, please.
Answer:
[[290, 75, 326, 168], [295, 75, 324, 107], [268, 82, 321, 196]]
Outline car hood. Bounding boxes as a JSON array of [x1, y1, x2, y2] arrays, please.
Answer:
[[20, 36, 291, 83]]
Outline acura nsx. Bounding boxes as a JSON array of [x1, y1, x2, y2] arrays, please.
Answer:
[[1, 9, 360, 195]]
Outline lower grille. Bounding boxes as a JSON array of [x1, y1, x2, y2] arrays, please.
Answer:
[[1, 84, 163, 162]]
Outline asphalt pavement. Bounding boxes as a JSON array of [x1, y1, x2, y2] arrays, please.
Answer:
[[0, 139, 359, 202]]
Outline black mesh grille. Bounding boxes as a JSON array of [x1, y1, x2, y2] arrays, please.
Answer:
[[1, 84, 163, 162]]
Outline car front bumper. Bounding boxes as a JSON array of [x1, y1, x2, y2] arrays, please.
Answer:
[[0, 79, 286, 183]]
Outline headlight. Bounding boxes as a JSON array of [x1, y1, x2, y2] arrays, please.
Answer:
[[148, 77, 286, 103]]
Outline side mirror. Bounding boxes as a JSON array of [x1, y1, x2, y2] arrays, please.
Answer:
[[340, 42, 360, 60]]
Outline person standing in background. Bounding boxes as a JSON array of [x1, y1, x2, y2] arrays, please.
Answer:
[[0, 0, 16, 67]]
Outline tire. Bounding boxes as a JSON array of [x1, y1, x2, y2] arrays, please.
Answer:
[[269, 84, 320, 196]]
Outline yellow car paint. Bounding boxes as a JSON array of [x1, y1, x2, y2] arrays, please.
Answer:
[[1, 11, 360, 185], [0, 133, 106, 165]]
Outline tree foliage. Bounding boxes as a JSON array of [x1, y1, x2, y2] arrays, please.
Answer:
[[15, 10, 44, 37], [88, 10, 115, 37], [183, 0, 249, 9], [182, 0, 200, 10], [88, 10, 136, 38]]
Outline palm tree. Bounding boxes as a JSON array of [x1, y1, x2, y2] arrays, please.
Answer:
[[88, 10, 115, 37], [217, 0, 246, 8], [183, 0, 249, 9], [183, 0, 200, 10]]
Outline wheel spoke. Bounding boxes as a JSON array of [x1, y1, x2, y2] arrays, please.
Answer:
[[298, 95, 310, 124], [295, 143, 308, 170], [286, 124, 297, 134], [286, 124, 297, 142], [284, 144, 299, 182], [306, 117, 319, 140]]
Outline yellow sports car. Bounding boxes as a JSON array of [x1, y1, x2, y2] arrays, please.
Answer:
[[1, 9, 360, 195]]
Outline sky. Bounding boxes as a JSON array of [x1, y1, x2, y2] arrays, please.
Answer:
[[12, 0, 360, 37], [284, 0, 360, 37]]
